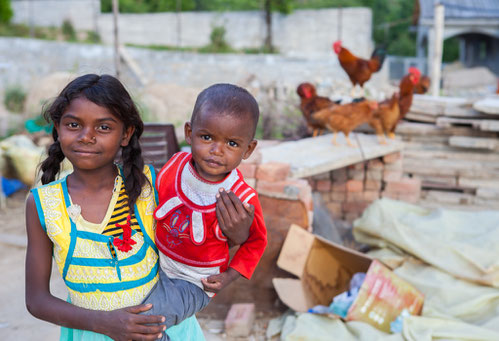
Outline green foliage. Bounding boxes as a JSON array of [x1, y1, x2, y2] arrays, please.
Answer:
[[85, 30, 101, 43], [443, 36, 459, 62], [0, 22, 29, 37], [61, 19, 77, 41], [4, 85, 26, 113], [0, 0, 13, 24], [101, 0, 197, 13], [210, 25, 228, 50]]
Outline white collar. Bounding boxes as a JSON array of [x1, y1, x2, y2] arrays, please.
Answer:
[[179, 161, 239, 207]]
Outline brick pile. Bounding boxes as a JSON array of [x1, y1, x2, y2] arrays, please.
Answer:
[[306, 152, 421, 223]]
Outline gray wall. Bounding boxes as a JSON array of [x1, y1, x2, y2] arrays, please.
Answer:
[[11, 1, 373, 57], [11, 0, 100, 31]]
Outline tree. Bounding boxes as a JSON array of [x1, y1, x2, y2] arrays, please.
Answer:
[[0, 0, 13, 24], [263, 0, 291, 52]]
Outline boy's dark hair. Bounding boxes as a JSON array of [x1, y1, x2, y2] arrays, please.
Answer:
[[191, 83, 259, 138], [40, 74, 147, 212]]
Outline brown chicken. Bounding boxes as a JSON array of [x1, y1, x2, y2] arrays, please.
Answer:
[[312, 100, 379, 147], [369, 92, 400, 144], [397, 67, 421, 121], [296, 83, 340, 137], [333, 40, 386, 97], [413, 75, 431, 94]]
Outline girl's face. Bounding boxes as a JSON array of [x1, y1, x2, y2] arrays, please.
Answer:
[[55, 97, 134, 172]]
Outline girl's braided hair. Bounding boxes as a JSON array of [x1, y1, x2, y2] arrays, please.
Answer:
[[40, 74, 148, 211]]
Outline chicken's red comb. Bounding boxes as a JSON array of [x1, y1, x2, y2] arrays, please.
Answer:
[[408, 67, 421, 76]]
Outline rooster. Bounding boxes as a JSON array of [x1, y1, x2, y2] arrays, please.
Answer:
[[397, 67, 421, 122], [413, 75, 431, 94], [312, 100, 378, 147], [333, 40, 386, 97], [296, 83, 340, 137]]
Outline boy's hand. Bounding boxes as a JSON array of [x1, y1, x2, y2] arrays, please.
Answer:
[[201, 268, 241, 293], [216, 189, 254, 246]]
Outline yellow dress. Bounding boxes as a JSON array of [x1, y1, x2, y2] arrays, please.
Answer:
[[31, 165, 205, 340]]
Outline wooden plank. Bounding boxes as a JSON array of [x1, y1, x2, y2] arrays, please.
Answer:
[[405, 112, 437, 123], [436, 117, 482, 129], [422, 190, 475, 205], [458, 177, 499, 190], [449, 136, 498, 151], [473, 97, 499, 115], [259, 133, 403, 179]]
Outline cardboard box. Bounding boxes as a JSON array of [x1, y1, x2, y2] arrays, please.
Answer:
[[272, 224, 424, 333]]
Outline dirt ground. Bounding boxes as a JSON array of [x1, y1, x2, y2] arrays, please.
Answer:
[[0, 190, 280, 340]]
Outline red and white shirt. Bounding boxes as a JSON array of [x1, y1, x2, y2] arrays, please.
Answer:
[[154, 152, 267, 289]]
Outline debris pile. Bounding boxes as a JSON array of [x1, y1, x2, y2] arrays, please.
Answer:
[[396, 94, 499, 210]]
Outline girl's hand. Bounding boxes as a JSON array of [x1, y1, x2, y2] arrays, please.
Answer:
[[99, 304, 166, 341], [216, 189, 254, 246], [201, 268, 241, 293]]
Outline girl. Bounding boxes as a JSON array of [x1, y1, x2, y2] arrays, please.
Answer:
[[25, 74, 249, 341]]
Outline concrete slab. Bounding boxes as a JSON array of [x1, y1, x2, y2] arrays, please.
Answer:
[[259, 133, 404, 179], [473, 97, 499, 115]]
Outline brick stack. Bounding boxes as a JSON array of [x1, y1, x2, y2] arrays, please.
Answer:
[[239, 151, 314, 229], [307, 152, 421, 223]]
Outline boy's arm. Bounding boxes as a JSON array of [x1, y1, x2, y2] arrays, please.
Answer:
[[226, 195, 267, 279], [203, 195, 267, 293]]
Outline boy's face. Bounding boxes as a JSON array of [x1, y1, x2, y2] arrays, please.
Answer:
[[185, 109, 257, 182]]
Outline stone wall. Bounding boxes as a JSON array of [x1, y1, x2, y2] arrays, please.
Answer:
[[0, 37, 390, 99], [11, 1, 373, 57], [11, 0, 100, 31]]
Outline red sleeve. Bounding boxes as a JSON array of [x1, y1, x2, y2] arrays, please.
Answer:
[[228, 194, 267, 279]]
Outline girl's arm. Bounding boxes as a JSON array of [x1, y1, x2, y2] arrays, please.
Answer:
[[25, 194, 165, 341]]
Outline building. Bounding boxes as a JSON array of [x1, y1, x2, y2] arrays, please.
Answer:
[[416, 0, 499, 75]]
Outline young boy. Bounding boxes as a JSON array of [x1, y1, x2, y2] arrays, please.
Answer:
[[142, 83, 267, 338]]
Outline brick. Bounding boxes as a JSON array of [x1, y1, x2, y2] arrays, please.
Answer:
[[330, 191, 346, 202], [346, 191, 364, 202], [256, 162, 290, 182], [383, 152, 402, 164], [348, 169, 365, 181], [345, 212, 361, 224], [244, 150, 262, 164], [364, 190, 380, 202], [381, 191, 399, 200], [311, 172, 331, 181], [320, 192, 331, 203], [225, 303, 255, 337], [342, 201, 369, 214], [245, 178, 256, 188], [397, 192, 420, 203], [383, 169, 403, 182], [316, 179, 332, 192], [349, 162, 365, 171], [308, 179, 317, 190], [366, 169, 383, 181], [331, 168, 348, 182], [238, 163, 257, 179], [331, 180, 347, 192], [365, 179, 382, 191], [383, 159, 403, 171], [346, 180, 363, 192], [326, 202, 343, 218], [367, 159, 384, 170], [257, 179, 313, 212], [384, 178, 421, 194]]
